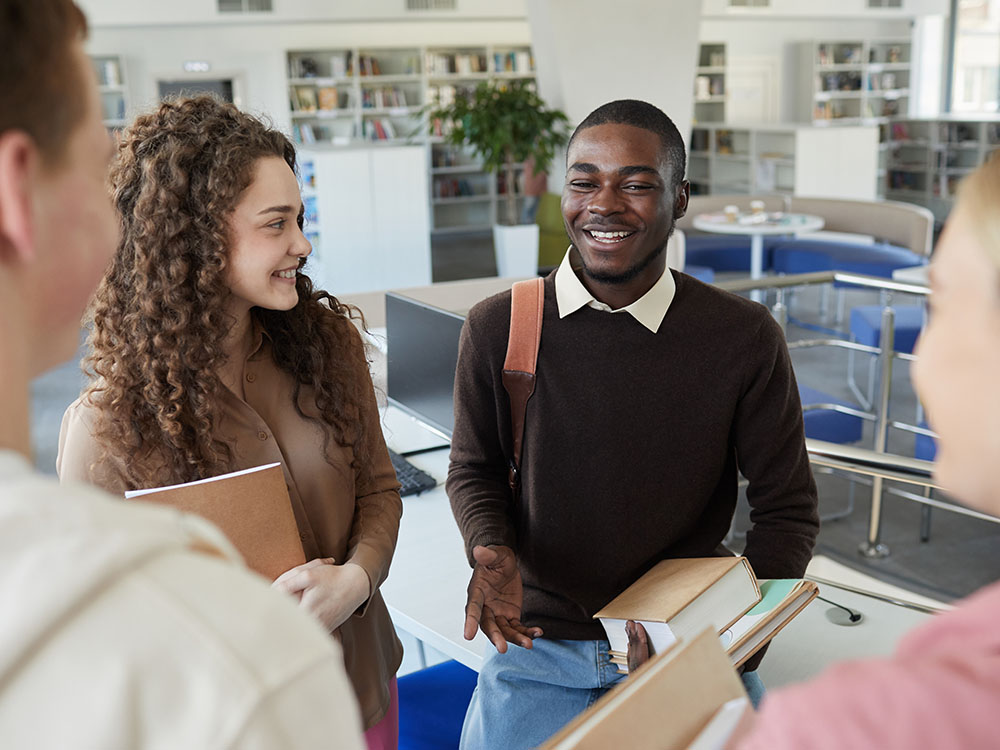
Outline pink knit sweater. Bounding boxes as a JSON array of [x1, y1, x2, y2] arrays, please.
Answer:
[[738, 580, 1000, 750]]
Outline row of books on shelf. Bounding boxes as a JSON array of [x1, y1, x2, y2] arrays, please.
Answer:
[[433, 177, 482, 199], [889, 121, 1000, 144], [427, 83, 477, 108], [425, 52, 487, 76], [290, 52, 420, 79], [361, 86, 410, 109], [495, 50, 533, 73], [291, 85, 343, 113], [816, 43, 906, 66]]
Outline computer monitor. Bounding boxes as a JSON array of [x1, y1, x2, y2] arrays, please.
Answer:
[[385, 292, 465, 439]]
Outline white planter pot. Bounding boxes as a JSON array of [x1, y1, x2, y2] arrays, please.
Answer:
[[493, 224, 540, 278]]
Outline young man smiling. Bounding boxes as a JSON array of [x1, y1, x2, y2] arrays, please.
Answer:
[[447, 100, 819, 749]]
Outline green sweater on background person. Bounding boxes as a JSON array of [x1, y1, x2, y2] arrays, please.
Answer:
[[447, 269, 820, 651]]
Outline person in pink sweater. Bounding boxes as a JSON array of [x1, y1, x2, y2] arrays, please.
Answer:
[[733, 155, 1000, 749], [627, 154, 1000, 749]]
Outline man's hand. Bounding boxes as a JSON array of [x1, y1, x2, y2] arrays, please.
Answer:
[[273, 558, 370, 633], [626, 620, 651, 673], [464, 544, 543, 653]]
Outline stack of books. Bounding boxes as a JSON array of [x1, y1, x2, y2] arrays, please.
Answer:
[[594, 556, 817, 673]]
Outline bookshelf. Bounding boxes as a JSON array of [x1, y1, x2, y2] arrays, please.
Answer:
[[286, 44, 535, 236], [800, 39, 912, 125], [90, 54, 128, 130], [694, 43, 727, 124], [882, 116, 1000, 224], [687, 123, 879, 200]]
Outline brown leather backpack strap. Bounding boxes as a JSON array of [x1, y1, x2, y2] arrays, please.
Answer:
[[502, 278, 545, 495]]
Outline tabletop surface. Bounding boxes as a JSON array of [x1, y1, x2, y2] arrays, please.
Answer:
[[692, 211, 825, 236], [377, 406, 932, 683]]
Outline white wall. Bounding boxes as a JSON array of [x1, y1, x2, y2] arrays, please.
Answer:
[[79, 0, 527, 26], [701, 0, 948, 17], [527, 0, 702, 134], [85, 20, 531, 134]]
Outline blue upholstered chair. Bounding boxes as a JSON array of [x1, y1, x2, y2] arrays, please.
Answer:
[[798, 385, 865, 445], [777, 197, 934, 321], [399, 660, 478, 750], [667, 229, 715, 285], [847, 303, 925, 409]]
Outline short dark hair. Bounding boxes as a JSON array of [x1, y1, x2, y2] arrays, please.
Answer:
[[569, 100, 686, 187], [0, 0, 88, 165]]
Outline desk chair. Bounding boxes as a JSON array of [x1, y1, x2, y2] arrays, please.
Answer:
[[398, 660, 478, 750]]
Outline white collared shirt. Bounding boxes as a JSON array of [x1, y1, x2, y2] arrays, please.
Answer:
[[553, 247, 676, 333]]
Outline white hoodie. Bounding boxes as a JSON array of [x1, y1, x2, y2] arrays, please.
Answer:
[[0, 450, 364, 750]]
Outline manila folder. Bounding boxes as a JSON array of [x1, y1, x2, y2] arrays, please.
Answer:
[[125, 462, 306, 581], [541, 628, 748, 750]]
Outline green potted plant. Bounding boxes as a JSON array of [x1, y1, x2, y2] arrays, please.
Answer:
[[427, 79, 569, 276]]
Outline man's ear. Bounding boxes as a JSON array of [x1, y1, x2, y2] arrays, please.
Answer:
[[0, 130, 39, 264], [673, 180, 691, 220]]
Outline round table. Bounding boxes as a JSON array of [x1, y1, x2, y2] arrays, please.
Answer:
[[691, 211, 825, 303]]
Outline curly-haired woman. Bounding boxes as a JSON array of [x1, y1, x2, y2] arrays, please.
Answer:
[[56, 96, 403, 749]]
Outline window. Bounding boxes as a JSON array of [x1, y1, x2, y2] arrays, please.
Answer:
[[868, 0, 903, 7], [951, 0, 1000, 112]]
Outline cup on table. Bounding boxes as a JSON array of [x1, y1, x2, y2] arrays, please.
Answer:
[[724, 204, 739, 223], [750, 200, 765, 215]]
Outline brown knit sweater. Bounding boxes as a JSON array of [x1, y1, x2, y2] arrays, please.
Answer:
[[447, 270, 819, 644]]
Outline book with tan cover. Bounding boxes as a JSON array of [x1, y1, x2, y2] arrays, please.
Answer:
[[125, 462, 306, 581], [594, 557, 761, 663], [540, 628, 749, 750]]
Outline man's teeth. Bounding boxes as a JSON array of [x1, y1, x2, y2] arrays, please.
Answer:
[[589, 230, 632, 242], [275, 269, 296, 279]]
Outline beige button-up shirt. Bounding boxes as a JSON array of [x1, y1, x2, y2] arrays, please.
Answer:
[[554, 247, 677, 333], [57, 323, 403, 730]]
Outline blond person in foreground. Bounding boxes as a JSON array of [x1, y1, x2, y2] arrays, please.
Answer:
[[57, 95, 403, 749], [630, 154, 1000, 750], [0, 0, 364, 747]]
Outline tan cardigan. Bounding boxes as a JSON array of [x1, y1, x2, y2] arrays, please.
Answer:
[[57, 324, 403, 731]]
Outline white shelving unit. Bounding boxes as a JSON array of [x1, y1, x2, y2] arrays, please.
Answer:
[[800, 39, 912, 125], [286, 44, 535, 236], [298, 144, 431, 294], [687, 123, 880, 200], [882, 116, 1000, 224], [90, 54, 128, 130], [694, 43, 727, 124]]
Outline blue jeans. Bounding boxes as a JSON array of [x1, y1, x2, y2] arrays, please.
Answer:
[[459, 638, 765, 750]]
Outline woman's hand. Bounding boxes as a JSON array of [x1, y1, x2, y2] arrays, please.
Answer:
[[272, 558, 371, 633]]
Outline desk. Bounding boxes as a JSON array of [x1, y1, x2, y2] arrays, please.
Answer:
[[692, 212, 824, 303], [378, 441, 489, 672], [378, 409, 933, 685]]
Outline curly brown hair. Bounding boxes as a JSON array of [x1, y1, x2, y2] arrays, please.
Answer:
[[84, 95, 370, 489]]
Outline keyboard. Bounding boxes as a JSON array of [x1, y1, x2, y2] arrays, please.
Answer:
[[389, 449, 438, 497]]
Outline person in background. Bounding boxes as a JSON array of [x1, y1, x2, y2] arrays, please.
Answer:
[[0, 1, 364, 747], [56, 96, 403, 750], [447, 99, 819, 749], [520, 153, 548, 224]]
